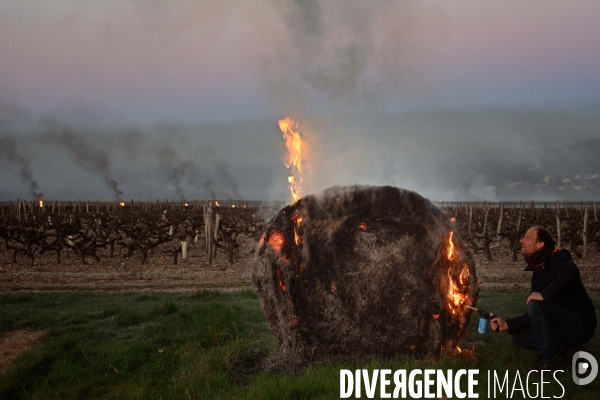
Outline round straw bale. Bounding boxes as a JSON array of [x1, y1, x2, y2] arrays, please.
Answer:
[[253, 185, 478, 367]]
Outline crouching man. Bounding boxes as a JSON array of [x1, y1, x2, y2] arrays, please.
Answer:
[[490, 226, 596, 370]]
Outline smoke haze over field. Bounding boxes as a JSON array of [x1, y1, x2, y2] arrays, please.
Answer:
[[1, 1, 600, 201]]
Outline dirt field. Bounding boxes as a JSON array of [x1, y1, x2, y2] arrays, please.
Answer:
[[1, 237, 599, 294]]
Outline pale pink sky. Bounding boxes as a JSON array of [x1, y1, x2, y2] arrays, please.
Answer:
[[1, 0, 599, 122]]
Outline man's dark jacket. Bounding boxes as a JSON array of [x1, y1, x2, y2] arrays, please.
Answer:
[[506, 248, 597, 340]]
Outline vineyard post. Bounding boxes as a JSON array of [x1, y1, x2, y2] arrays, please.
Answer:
[[482, 206, 490, 235], [496, 204, 504, 240], [582, 208, 589, 260], [204, 203, 209, 253], [564, 201, 569, 219], [78, 199, 82, 213], [86, 200, 89, 213], [468, 206, 473, 236], [555, 213, 561, 248], [17, 198, 20, 222], [555, 200, 559, 211], [212, 211, 220, 261], [206, 205, 213, 263], [594, 202, 598, 222]]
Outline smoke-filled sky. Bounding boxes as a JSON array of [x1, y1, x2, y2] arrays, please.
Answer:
[[1, 0, 600, 202]]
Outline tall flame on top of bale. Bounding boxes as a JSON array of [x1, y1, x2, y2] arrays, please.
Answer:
[[278, 118, 304, 203], [253, 185, 478, 369]]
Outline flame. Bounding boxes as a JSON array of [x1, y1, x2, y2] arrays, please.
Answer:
[[268, 231, 285, 253], [358, 222, 368, 231], [215, 201, 220, 207], [432, 313, 440, 320], [450, 217, 456, 222], [231, 204, 236, 208], [119, 201, 125, 207], [456, 346, 462, 353], [447, 231, 454, 260], [445, 232, 471, 315], [278, 118, 303, 202], [39, 200, 44, 208], [184, 203, 189, 207], [292, 214, 304, 245]]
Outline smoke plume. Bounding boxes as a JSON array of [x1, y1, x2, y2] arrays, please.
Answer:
[[41, 124, 123, 200], [0, 136, 43, 199]]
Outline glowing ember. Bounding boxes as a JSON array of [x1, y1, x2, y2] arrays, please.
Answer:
[[447, 231, 455, 260], [268, 231, 285, 253], [432, 313, 440, 320], [276, 268, 287, 292], [358, 222, 368, 231], [278, 117, 303, 203], [450, 217, 456, 222]]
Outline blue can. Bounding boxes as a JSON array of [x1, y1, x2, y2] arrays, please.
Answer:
[[478, 317, 489, 334]]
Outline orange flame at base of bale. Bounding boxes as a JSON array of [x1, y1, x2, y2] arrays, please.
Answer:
[[445, 232, 472, 316]]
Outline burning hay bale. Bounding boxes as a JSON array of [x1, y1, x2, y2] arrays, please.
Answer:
[[253, 185, 478, 367]]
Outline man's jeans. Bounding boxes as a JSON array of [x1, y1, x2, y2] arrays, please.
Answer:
[[511, 300, 594, 366]]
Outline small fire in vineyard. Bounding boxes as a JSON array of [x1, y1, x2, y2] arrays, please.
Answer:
[[278, 117, 303, 203], [215, 201, 220, 207], [184, 203, 189, 207], [231, 204, 236, 208], [119, 201, 125, 207], [39, 200, 43, 208]]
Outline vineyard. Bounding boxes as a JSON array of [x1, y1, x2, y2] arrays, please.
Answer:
[[1, 198, 599, 293]]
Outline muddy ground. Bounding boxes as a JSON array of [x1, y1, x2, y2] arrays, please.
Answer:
[[1, 237, 599, 294]]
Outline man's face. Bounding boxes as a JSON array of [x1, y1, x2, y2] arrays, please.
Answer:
[[520, 228, 544, 256]]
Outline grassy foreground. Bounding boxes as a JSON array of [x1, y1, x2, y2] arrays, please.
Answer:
[[1, 290, 599, 399]]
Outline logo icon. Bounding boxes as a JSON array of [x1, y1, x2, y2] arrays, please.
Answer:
[[572, 351, 598, 385]]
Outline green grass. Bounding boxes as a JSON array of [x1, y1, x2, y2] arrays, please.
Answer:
[[0, 290, 599, 399]]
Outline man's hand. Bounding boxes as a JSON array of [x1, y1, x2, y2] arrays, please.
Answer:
[[490, 317, 508, 332], [526, 292, 544, 305]]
